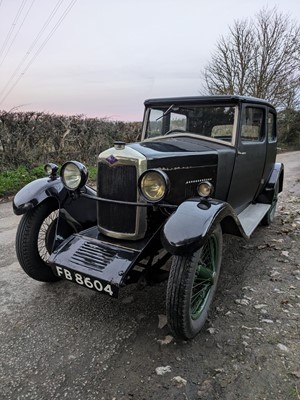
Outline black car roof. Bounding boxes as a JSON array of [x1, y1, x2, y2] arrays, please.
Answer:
[[144, 95, 276, 110]]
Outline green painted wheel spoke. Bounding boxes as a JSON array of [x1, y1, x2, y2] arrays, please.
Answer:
[[196, 265, 214, 281], [192, 280, 213, 298], [190, 235, 219, 320], [191, 286, 210, 313], [193, 278, 211, 286], [191, 289, 205, 307], [191, 284, 210, 300]]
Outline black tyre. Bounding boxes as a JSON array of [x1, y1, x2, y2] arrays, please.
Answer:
[[166, 224, 223, 339], [261, 182, 279, 226], [16, 200, 60, 282]]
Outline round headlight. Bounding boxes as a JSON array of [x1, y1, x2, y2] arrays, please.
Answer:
[[139, 170, 169, 202], [197, 181, 214, 198], [61, 161, 88, 190], [44, 163, 58, 177]]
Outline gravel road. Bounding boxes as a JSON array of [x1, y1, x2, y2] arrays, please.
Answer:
[[0, 152, 299, 400]]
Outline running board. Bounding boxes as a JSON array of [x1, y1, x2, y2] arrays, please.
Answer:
[[237, 203, 270, 237]]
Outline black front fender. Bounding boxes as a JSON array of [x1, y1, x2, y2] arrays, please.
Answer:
[[13, 177, 97, 228], [162, 198, 243, 255], [13, 177, 67, 215]]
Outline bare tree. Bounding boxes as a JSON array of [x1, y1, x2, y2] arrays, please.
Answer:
[[203, 8, 300, 108]]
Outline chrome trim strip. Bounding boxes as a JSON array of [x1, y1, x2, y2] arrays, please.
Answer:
[[81, 193, 177, 208], [232, 106, 239, 146]]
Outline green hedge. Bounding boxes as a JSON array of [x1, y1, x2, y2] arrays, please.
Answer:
[[0, 111, 142, 169]]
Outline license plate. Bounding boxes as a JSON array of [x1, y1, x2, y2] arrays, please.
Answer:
[[54, 266, 118, 298]]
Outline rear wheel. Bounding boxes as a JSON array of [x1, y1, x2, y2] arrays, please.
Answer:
[[16, 201, 60, 282], [166, 224, 222, 339]]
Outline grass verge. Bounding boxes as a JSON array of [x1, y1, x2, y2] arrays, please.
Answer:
[[0, 165, 97, 198]]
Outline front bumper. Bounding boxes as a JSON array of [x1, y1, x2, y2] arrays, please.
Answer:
[[48, 227, 144, 298], [48, 225, 163, 298]]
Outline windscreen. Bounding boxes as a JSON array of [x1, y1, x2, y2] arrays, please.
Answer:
[[145, 104, 236, 143]]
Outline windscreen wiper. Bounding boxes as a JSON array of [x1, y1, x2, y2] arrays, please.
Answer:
[[156, 104, 175, 121]]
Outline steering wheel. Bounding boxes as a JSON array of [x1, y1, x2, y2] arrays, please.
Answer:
[[165, 129, 187, 135]]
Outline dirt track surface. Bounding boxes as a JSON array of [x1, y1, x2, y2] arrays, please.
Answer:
[[0, 152, 299, 400]]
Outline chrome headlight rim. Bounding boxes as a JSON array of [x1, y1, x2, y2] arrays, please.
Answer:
[[138, 169, 170, 203], [44, 163, 58, 177], [60, 161, 88, 191], [197, 181, 214, 198]]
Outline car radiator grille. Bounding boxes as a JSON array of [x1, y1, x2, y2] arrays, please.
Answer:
[[97, 163, 137, 234]]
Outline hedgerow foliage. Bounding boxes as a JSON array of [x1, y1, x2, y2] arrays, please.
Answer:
[[0, 111, 142, 169]]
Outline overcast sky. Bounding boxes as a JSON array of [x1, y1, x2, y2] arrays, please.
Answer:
[[0, 0, 299, 121]]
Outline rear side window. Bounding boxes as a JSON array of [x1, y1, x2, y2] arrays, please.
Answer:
[[268, 111, 276, 142], [241, 107, 264, 141]]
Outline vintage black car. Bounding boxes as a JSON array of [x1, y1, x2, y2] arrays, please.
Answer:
[[13, 95, 284, 339]]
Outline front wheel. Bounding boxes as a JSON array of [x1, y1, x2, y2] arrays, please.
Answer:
[[166, 224, 223, 339], [16, 200, 60, 282]]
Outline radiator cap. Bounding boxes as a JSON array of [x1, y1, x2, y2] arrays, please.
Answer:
[[114, 141, 126, 150]]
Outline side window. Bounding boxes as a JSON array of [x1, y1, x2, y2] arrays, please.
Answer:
[[241, 107, 264, 141], [147, 109, 163, 137], [268, 111, 276, 142]]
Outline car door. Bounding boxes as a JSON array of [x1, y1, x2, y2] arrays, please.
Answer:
[[227, 105, 267, 212]]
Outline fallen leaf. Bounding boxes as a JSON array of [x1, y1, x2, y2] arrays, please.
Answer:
[[235, 299, 250, 306], [281, 251, 289, 257], [270, 271, 280, 277], [291, 370, 300, 378], [207, 327, 216, 334], [277, 343, 289, 352], [280, 300, 289, 305], [171, 376, 187, 387], [242, 325, 263, 331], [214, 368, 225, 373], [257, 244, 268, 249], [254, 304, 267, 309], [272, 238, 284, 243], [155, 366, 172, 375], [157, 335, 174, 345]]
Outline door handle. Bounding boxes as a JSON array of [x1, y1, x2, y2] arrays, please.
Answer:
[[237, 151, 246, 155]]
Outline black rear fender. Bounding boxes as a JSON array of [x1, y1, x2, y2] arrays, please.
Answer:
[[256, 162, 284, 204], [161, 198, 245, 256]]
